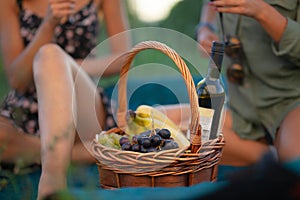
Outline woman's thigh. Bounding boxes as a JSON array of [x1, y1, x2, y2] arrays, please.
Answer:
[[33, 44, 106, 142], [220, 110, 269, 166], [276, 106, 300, 161]]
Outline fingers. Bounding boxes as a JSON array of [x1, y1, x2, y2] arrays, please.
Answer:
[[209, 0, 242, 7], [48, 0, 76, 4], [49, 1, 75, 15], [215, 6, 244, 14], [209, 0, 250, 16], [48, 0, 76, 18]]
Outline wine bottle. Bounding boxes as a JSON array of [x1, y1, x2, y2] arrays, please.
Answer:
[[196, 41, 225, 143]]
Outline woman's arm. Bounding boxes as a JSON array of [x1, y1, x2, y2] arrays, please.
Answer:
[[0, 0, 75, 93], [80, 0, 131, 77], [196, 1, 220, 55], [102, 0, 130, 53], [210, 0, 300, 66]]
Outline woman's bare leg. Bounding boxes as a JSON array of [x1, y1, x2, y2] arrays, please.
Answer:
[[220, 110, 269, 166], [276, 106, 300, 162], [33, 44, 106, 199]]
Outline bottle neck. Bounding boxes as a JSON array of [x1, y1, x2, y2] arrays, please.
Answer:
[[208, 51, 223, 79]]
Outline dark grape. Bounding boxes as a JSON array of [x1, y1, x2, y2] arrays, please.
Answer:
[[172, 141, 179, 148], [147, 147, 157, 153], [157, 129, 171, 139], [137, 136, 145, 145], [121, 142, 132, 151], [161, 140, 179, 150], [119, 128, 179, 153], [142, 137, 151, 148], [150, 134, 162, 147], [119, 137, 130, 146], [132, 144, 140, 152], [132, 135, 138, 144], [139, 130, 151, 137], [140, 146, 148, 153]]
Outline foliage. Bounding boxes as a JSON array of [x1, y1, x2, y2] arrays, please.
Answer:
[[158, 0, 203, 39]]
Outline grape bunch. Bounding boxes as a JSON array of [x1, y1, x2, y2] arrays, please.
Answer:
[[97, 132, 122, 150], [119, 128, 179, 153]]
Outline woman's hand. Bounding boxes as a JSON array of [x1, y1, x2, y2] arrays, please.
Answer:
[[209, 0, 267, 20], [209, 0, 287, 43], [44, 0, 76, 26]]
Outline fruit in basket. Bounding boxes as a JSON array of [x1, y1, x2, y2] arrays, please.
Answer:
[[141, 137, 151, 148], [121, 142, 132, 151], [97, 132, 122, 150], [150, 134, 162, 147], [132, 144, 140, 152], [125, 105, 189, 148], [119, 128, 179, 153], [119, 137, 130, 146], [157, 128, 171, 139], [136, 105, 175, 126], [161, 140, 179, 150]]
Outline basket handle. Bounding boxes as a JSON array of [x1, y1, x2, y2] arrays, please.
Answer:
[[116, 41, 202, 151]]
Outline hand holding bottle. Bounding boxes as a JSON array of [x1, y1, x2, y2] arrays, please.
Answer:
[[209, 0, 268, 20], [208, 0, 287, 44]]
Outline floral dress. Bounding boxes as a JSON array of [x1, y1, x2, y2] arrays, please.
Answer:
[[0, 0, 116, 136]]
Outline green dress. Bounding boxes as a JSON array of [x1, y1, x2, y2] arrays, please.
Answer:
[[223, 0, 300, 141]]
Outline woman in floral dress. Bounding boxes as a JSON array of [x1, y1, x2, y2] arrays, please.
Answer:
[[0, 0, 130, 199]]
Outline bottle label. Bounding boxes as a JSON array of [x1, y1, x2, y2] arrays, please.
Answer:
[[199, 107, 214, 144], [206, 85, 217, 94]]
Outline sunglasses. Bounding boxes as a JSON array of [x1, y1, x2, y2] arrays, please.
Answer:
[[224, 36, 245, 85]]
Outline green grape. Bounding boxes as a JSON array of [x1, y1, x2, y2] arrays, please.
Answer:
[[98, 133, 122, 150]]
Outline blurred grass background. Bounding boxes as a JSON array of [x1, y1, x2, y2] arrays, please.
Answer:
[[0, 0, 205, 103]]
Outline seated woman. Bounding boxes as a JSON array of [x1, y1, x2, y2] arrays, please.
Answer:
[[157, 0, 300, 181], [181, 0, 300, 178], [0, 0, 130, 199]]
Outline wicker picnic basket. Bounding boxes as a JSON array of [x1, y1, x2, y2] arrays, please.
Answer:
[[92, 41, 225, 189]]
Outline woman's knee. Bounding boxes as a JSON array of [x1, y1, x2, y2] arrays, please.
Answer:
[[33, 44, 66, 79]]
